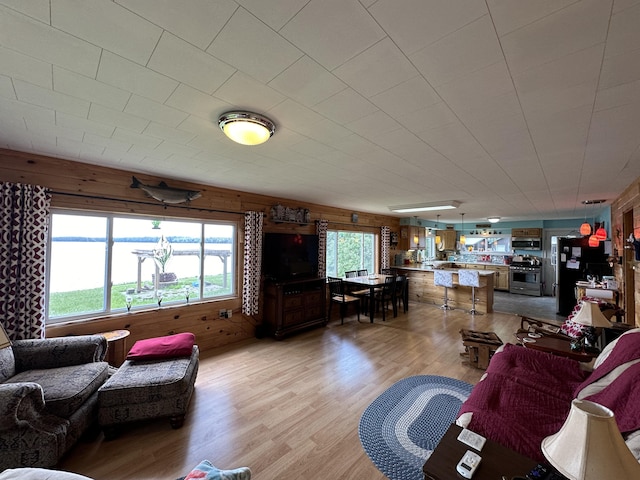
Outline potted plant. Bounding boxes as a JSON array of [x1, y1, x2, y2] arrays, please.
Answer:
[[153, 235, 177, 284]]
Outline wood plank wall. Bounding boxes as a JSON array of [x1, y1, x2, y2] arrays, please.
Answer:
[[611, 179, 640, 326], [0, 148, 401, 351]]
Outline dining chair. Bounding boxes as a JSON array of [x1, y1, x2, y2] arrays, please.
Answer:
[[345, 270, 358, 278], [433, 270, 454, 310], [458, 269, 481, 315], [374, 275, 397, 321], [357, 269, 368, 276], [394, 274, 408, 314], [327, 277, 361, 324]]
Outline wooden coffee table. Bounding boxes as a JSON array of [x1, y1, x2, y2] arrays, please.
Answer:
[[423, 424, 537, 480], [515, 331, 598, 362]]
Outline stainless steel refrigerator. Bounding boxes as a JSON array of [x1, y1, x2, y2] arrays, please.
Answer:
[[556, 237, 611, 317]]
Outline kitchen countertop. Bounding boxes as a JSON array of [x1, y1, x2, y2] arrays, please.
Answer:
[[396, 264, 497, 275]]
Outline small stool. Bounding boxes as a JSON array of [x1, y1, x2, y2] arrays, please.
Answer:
[[434, 270, 454, 310], [458, 269, 481, 315], [98, 345, 199, 439], [459, 329, 503, 369]]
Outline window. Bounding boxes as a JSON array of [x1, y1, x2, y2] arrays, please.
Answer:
[[47, 211, 236, 322], [325, 230, 375, 277]]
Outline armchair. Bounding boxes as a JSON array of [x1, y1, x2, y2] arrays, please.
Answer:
[[0, 334, 109, 470]]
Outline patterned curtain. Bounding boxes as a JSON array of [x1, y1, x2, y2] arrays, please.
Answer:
[[242, 211, 263, 316], [316, 220, 328, 278], [0, 182, 51, 340], [380, 226, 390, 271]]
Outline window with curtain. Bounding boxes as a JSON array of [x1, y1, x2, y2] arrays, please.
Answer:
[[47, 210, 236, 322], [325, 230, 375, 277]]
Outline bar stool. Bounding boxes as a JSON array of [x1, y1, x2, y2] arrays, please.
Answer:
[[458, 269, 481, 315], [434, 270, 454, 310]]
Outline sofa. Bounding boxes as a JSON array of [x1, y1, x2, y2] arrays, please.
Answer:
[[0, 335, 109, 470], [456, 328, 640, 463]]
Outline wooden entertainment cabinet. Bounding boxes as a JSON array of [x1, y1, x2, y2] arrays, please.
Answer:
[[263, 277, 327, 339]]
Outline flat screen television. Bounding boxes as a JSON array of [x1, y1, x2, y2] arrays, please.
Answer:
[[263, 233, 319, 281]]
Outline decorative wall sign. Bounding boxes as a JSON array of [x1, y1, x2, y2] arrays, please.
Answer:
[[270, 204, 310, 224]]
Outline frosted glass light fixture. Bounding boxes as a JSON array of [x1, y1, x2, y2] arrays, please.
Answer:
[[219, 111, 275, 146]]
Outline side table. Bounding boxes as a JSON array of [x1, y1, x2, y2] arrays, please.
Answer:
[[99, 329, 130, 367], [514, 332, 598, 363], [423, 424, 537, 480]]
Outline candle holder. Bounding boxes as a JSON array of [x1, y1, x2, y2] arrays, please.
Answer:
[[125, 296, 132, 312], [157, 293, 163, 307], [185, 287, 191, 304]]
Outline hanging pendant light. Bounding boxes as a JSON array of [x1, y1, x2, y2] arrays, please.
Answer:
[[595, 221, 607, 241], [459, 213, 466, 245], [434, 215, 441, 244], [588, 235, 599, 247], [580, 222, 592, 235], [580, 200, 591, 235]]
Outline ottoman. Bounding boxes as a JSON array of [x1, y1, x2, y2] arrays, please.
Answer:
[[98, 345, 199, 439]]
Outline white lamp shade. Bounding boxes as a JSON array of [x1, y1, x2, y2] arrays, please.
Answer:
[[571, 301, 612, 328], [542, 400, 640, 480]]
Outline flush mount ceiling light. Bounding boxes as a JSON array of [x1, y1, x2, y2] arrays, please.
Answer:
[[389, 201, 460, 213], [218, 111, 275, 146], [487, 217, 501, 223]]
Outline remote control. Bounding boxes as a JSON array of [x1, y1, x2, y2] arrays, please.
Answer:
[[456, 450, 482, 478], [457, 428, 487, 451]]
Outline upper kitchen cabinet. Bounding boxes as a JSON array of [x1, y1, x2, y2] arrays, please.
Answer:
[[399, 226, 425, 250], [436, 229, 457, 251], [512, 228, 542, 238]]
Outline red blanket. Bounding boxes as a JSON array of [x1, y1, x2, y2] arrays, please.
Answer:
[[458, 344, 589, 461]]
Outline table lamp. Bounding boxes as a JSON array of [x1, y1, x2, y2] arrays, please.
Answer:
[[569, 301, 611, 352], [542, 399, 640, 479]]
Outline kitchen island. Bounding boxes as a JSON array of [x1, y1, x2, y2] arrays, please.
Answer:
[[396, 265, 495, 313]]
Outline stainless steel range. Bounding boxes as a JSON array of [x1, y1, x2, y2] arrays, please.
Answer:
[[509, 257, 542, 296]]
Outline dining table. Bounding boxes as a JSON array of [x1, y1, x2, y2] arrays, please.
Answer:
[[342, 274, 407, 323]]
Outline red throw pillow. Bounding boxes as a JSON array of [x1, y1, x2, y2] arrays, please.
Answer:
[[127, 332, 195, 360]]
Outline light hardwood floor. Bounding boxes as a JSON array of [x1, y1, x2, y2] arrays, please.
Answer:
[[59, 302, 526, 480]]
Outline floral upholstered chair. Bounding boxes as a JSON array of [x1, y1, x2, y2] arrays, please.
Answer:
[[0, 332, 108, 470]]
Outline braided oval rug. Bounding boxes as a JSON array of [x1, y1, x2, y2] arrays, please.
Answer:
[[359, 375, 473, 480]]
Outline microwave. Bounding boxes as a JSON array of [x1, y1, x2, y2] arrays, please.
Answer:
[[512, 238, 541, 250]]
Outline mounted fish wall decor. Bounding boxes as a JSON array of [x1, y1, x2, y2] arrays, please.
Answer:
[[130, 176, 202, 204]]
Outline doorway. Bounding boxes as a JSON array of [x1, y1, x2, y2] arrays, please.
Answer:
[[623, 209, 635, 325]]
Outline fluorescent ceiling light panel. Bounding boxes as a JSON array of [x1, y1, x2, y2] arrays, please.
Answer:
[[389, 201, 460, 213]]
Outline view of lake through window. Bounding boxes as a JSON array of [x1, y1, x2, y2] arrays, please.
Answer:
[[47, 212, 236, 321]]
